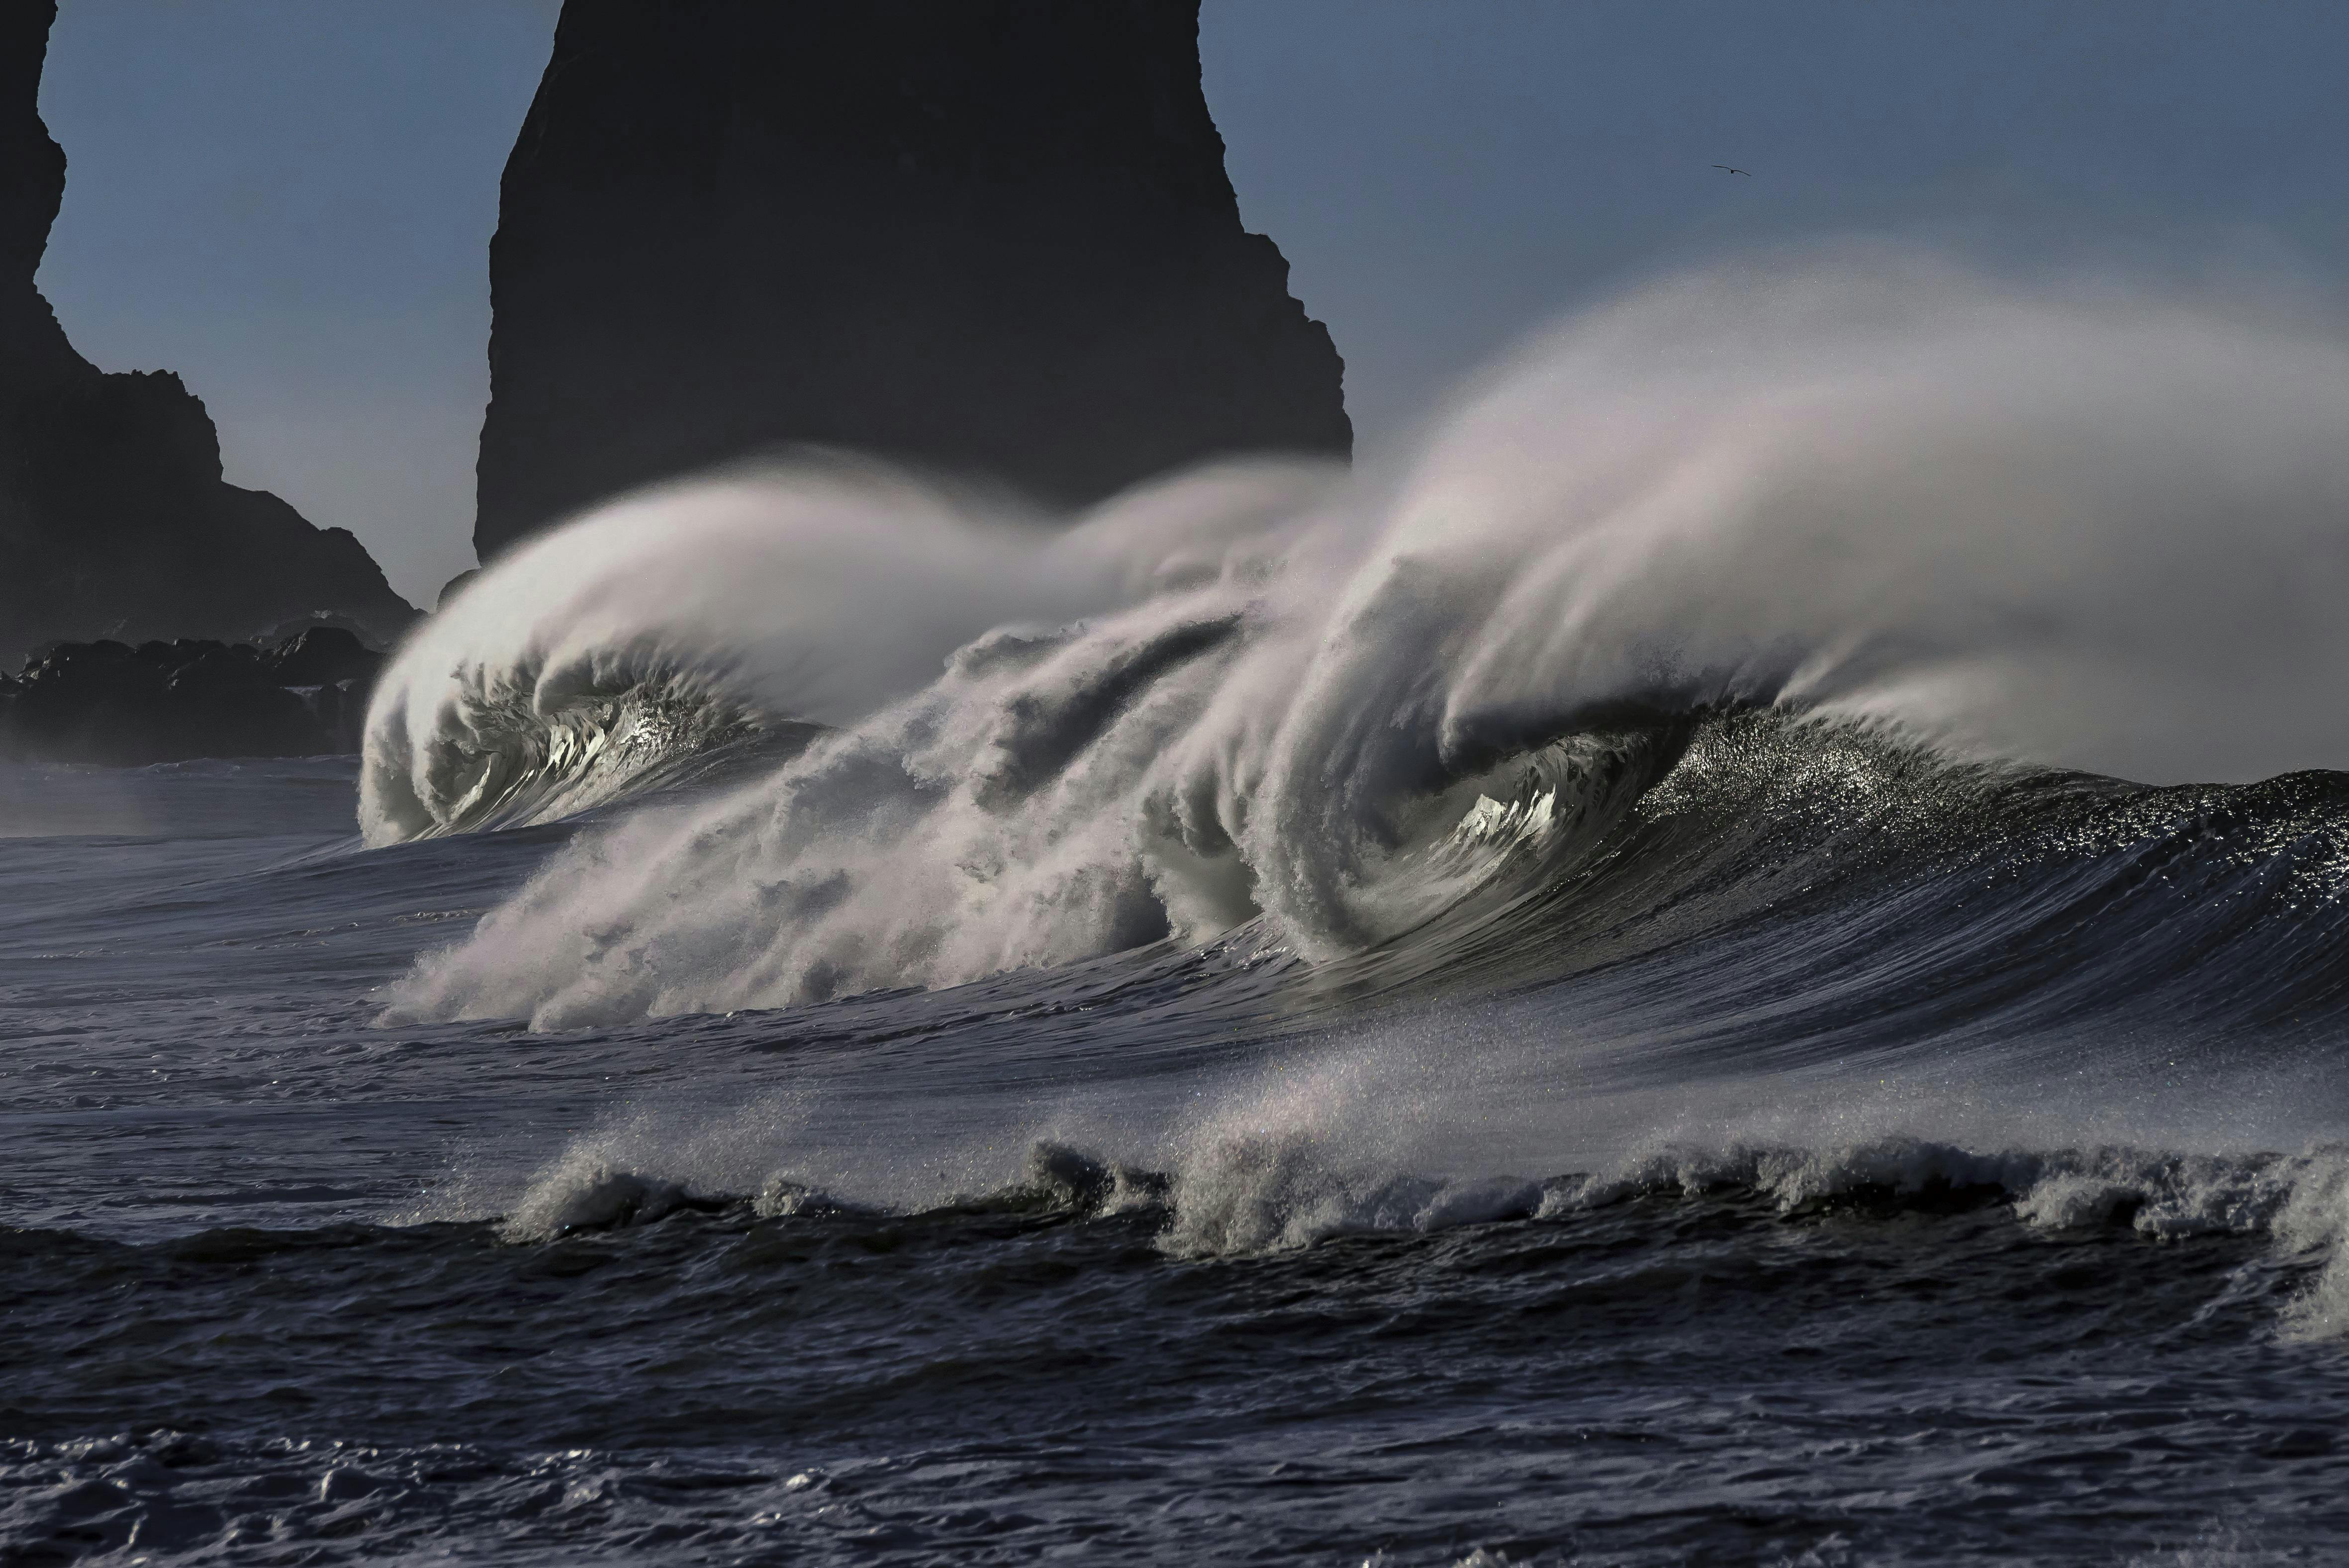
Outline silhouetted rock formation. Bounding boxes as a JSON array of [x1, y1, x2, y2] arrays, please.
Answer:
[[0, 626, 383, 765], [475, 0, 1350, 560], [0, 2, 416, 667]]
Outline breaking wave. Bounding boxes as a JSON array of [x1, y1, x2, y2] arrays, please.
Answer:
[[466, 1125, 2349, 1340], [363, 251, 2349, 1030]]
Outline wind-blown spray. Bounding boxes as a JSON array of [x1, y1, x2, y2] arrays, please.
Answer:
[[368, 252, 2349, 1027]]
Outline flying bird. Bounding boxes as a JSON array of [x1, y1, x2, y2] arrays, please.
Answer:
[[1713, 164, 1753, 176]]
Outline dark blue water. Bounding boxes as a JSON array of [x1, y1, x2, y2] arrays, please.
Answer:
[[6, 712, 2349, 1566]]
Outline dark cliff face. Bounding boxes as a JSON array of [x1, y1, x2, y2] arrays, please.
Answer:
[[0, 2, 416, 665], [475, 0, 1351, 560]]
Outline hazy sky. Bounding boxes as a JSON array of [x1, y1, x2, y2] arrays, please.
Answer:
[[35, 0, 2349, 607]]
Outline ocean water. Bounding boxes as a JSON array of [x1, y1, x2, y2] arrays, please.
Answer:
[[9, 257, 2349, 1565]]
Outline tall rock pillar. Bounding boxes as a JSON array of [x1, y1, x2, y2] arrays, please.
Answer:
[[474, 0, 1350, 560], [0, 2, 417, 662]]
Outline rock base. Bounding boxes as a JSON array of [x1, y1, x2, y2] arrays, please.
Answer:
[[0, 626, 383, 766]]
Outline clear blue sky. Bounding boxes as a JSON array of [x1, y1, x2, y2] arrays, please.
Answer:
[[35, 0, 2349, 606]]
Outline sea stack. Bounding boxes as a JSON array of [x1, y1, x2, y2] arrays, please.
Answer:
[[0, 2, 416, 666], [474, 0, 1351, 560]]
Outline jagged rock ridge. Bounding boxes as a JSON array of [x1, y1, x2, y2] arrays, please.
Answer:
[[475, 0, 1351, 559], [0, 1, 416, 667], [0, 627, 383, 765]]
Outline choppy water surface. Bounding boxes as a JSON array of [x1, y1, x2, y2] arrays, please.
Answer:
[[8, 720, 2349, 1567], [11, 260, 2349, 1564]]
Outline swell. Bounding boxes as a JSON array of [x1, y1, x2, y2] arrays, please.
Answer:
[[1317, 710, 2349, 1052]]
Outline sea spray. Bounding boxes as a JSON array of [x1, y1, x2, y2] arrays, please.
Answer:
[[371, 251, 2349, 1025]]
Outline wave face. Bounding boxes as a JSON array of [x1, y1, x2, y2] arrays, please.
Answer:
[[369, 253, 2349, 1029]]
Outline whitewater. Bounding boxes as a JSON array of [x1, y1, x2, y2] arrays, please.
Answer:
[[9, 254, 2349, 1564]]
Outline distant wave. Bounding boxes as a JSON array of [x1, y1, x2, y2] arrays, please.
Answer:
[[367, 249, 2349, 1028]]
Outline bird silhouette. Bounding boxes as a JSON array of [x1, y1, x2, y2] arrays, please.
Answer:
[[1713, 164, 1753, 176]]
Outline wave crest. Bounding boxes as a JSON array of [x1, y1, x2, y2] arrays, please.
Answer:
[[469, 1125, 2349, 1341]]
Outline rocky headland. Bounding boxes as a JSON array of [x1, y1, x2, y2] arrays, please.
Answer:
[[474, 0, 1351, 559], [0, 2, 416, 679]]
